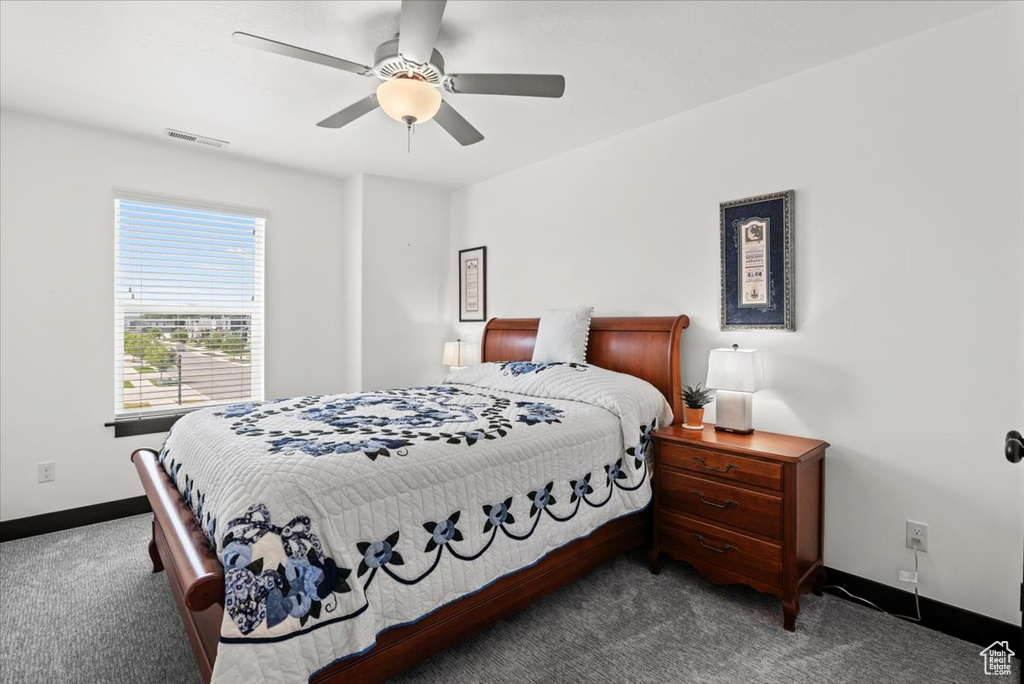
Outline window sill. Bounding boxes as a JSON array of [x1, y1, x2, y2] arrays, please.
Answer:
[[105, 413, 184, 438]]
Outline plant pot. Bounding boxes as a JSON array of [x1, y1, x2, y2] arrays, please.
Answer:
[[683, 407, 704, 428]]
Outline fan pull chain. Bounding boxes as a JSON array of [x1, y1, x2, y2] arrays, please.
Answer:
[[401, 115, 417, 153]]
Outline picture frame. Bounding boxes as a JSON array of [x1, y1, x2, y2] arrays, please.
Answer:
[[720, 190, 794, 331], [458, 246, 487, 322]]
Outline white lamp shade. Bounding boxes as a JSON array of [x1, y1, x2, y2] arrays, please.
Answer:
[[706, 347, 766, 392], [442, 341, 463, 367], [377, 78, 442, 124]]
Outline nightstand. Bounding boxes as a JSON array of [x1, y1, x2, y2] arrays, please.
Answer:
[[648, 424, 828, 631]]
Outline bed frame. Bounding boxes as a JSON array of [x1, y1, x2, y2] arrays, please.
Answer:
[[132, 315, 689, 683]]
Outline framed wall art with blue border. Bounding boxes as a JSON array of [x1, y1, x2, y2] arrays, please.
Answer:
[[719, 190, 794, 331]]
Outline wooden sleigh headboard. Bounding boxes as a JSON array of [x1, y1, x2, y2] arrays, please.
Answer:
[[480, 316, 690, 423]]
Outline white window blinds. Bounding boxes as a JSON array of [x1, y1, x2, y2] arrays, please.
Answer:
[[114, 196, 265, 420]]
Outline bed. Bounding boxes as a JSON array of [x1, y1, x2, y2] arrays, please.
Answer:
[[132, 315, 689, 683]]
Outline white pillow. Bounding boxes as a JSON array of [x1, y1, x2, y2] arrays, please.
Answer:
[[532, 306, 594, 364]]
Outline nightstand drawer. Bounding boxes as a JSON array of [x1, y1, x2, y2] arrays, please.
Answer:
[[659, 442, 783, 491], [661, 511, 782, 587], [659, 470, 783, 539]]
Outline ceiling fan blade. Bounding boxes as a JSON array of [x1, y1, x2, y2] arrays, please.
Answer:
[[398, 0, 446, 65], [233, 32, 373, 77], [316, 95, 380, 129], [434, 100, 484, 146], [445, 73, 565, 98]]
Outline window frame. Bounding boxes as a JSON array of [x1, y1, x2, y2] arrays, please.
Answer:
[[110, 189, 267, 436]]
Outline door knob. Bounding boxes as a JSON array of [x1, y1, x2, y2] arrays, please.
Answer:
[[1007, 430, 1023, 464]]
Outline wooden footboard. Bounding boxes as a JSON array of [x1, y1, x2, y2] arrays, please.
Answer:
[[133, 448, 223, 682], [134, 447, 650, 683]]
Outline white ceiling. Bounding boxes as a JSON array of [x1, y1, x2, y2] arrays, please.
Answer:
[[0, 1, 998, 187]]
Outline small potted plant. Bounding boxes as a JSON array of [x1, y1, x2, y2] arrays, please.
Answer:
[[681, 383, 713, 430]]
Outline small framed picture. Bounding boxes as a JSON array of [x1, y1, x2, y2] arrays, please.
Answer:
[[459, 246, 487, 322], [720, 190, 794, 331]]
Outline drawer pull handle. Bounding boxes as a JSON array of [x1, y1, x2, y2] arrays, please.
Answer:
[[691, 534, 738, 554], [693, 456, 738, 473], [691, 491, 738, 509]]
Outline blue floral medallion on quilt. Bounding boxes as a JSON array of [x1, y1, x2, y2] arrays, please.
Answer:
[[159, 361, 672, 683]]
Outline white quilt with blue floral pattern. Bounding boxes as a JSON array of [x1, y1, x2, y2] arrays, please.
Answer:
[[158, 361, 672, 683]]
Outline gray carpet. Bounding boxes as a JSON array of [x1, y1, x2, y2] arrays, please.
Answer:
[[0, 515, 1009, 683]]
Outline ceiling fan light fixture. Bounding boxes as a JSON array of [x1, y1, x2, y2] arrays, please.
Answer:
[[235, 0, 564, 146], [377, 76, 442, 124]]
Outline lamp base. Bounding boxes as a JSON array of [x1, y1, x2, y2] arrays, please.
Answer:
[[714, 425, 755, 435], [714, 389, 755, 433]]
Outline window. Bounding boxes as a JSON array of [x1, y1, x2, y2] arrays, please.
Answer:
[[114, 195, 264, 429]]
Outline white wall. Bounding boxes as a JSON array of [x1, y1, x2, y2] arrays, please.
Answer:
[[448, 4, 1024, 625], [358, 175, 451, 390], [342, 175, 365, 392], [340, 173, 453, 393], [0, 111, 351, 520]]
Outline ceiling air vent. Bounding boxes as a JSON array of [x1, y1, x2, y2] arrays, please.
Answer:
[[163, 128, 229, 148]]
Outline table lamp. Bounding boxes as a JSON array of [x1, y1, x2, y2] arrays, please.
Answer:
[[706, 344, 765, 434], [442, 339, 465, 370]]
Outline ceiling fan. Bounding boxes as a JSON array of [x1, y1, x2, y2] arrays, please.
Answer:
[[233, 0, 565, 146]]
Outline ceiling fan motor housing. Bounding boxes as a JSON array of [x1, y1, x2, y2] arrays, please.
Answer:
[[374, 38, 445, 84]]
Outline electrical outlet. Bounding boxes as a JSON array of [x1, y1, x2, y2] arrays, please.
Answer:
[[906, 520, 928, 552], [38, 461, 55, 483]]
